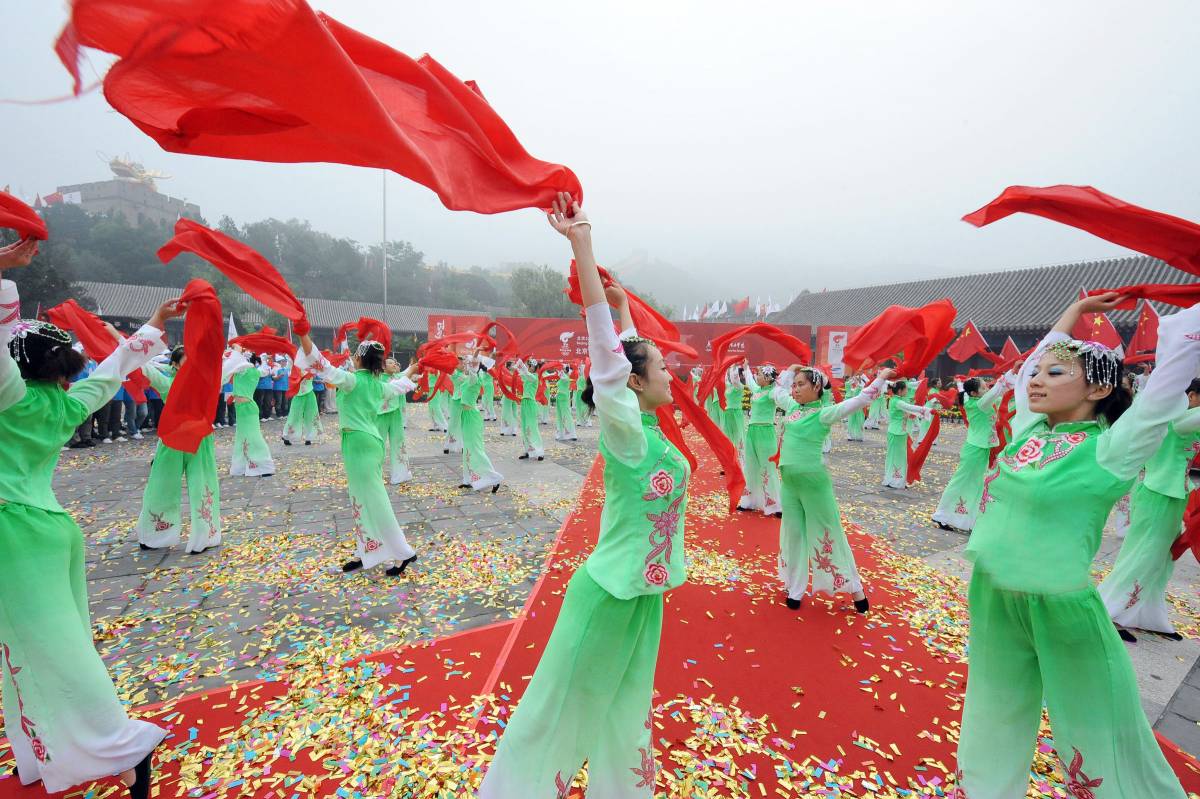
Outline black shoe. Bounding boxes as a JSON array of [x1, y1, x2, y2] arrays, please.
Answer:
[[305, 441, 312, 446], [342, 558, 364, 573], [933, 521, 955, 531], [128, 750, 152, 799], [491, 483, 501, 494], [736, 504, 753, 512], [1154, 631, 1185, 642], [854, 597, 870, 614], [518, 454, 530, 460], [282, 438, 292, 446], [773, 512, 783, 519], [537, 456, 544, 461], [785, 597, 802, 610], [1117, 627, 1137, 643], [458, 483, 471, 489], [443, 448, 450, 454], [139, 543, 158, 551], [389, 554, 418, 575]]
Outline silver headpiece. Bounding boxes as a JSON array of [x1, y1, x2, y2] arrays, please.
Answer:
[[8, 319, 71, 364], [1047, 339, 1122, 387], [356, 340, 385, 357]]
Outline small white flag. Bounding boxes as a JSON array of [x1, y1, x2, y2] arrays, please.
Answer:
[[227, 312, 238, 341]]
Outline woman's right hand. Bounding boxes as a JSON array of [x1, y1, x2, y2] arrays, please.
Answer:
[[547, 192, 588, 239], [0, 239, 38, 270], [603, 283, 628, 309], [149, 297, 186, 330], [876, 367, 897, 382]]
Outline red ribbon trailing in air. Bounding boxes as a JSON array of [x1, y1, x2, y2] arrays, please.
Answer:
[[565, 261, 698, 359], [158, 279, 224, 453], [57, 1, 581, 215], [1171, 491, 1200, 562], [697, 322, 813, 406], [664, 374, 746, 513], [842, 300, 957, 379], [45, 299, 120, 360], [989, 389, 1017, 467], [157, 218, 310, 334], [1086, 284, 1200, 310], [905, 379, 937, 484], [964, 185, 1200, 278], [352, 317, 392, 353], [418, 347, 459, 376], [0, 191, 48, 240], [230, 332, 295, 358]]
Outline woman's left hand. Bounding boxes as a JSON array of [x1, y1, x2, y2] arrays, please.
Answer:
[[547, 192, 588, 239]]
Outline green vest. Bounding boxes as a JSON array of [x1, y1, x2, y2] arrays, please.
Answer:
[[963, 395, 1000, 449], [966, 420, 1128, 594], [587, 412, 691, 599], [520, 373, 538, 405], [556, 374, 572, 406], [0, 382, 94, 512], [339, 370, 386, 442], [748, 384, 776, 425], [779, 400, 839, 471], [232, 367, 260, 400], [1143, 422, 1200, 499]]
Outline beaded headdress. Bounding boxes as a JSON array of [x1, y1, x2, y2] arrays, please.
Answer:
[[795, 365, 828, 389], [7, 319, 71, 364], [355, 339, 385, 357], [1046, 339, 1122, 387]]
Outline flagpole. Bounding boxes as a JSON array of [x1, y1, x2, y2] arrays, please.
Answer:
[[382, 170, 388, 341]]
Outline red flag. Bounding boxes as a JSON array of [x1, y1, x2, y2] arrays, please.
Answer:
[[0, 191, 48, 240], [1126, 301, 1160, 361], [157, 218, 309, 332], [946, 321, 990, 362], [229, 332, 295, 358], [58, 1, 581, 215], [732, 297, 750, 316], [1069, 289, 1124, 350], [964, 185, 1200, 277], [158, 279, 223, 453], [843, 300, 957, 378], [999, 336, 1020, 362]]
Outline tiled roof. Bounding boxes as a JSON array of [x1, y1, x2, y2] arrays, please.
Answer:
[[771, 256, 1190, 332], [76, 282, 502, 335]]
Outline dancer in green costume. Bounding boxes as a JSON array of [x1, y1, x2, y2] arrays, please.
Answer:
[[1098, 379, 1200, 641], [499, 364, 520, 436], [954, 293, 1200, 799], [930, 375, 1010, 532], [774, 364, 885, 612], [516, 359, 545, 460], [454, 352, 503, 491], [738, 362, 782, 516], [554, 365, 578, 441], [136, 346, 241, 553], [427, 384, 448, 432], [481, 193, 688, 798], [281, 369, 322, 446], [480, 367, 497, 421], [864, 388, 886, 430], [379, 359, 418, 485], [0, 255, 179, 797], [880, 380, 929, 488], [228, 351, 276, 476], [844, 374, 866, 441], [720, 365, 747, 459], [296, 333, 418, 576], [445, 363, 465, 455], [574, 362, 592, 427]]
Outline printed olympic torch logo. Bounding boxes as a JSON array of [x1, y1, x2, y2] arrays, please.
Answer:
[[560, 331, 575, 355]]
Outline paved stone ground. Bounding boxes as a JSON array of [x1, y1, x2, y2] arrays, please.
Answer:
[[40, 407, 1200, 755]]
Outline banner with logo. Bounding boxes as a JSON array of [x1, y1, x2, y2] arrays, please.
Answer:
[[815, 325, 860, 377]]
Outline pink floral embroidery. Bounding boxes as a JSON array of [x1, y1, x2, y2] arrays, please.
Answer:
[[555, 770, 571, 799], [1060, 747, 1103, 799], [1063, 432, 1087, 445], [126, 336, 153, 354], [1012, 436, 1046, 468], [643, 469, 676, 500], [149, 511, 171, 532], [954, 497, 967, 515], [979, 468, 1001, 514], [949, 768, 968, 799], [644, 493, 684, 574], [643, 562, 669, 586], [630, 746, 656, 788], [1125, 581, 1142, 610], [1038, 432, 1089, 469], [1, 644, 49, 763], [198, 487, 214, 528], [812, 530, 847, 590]]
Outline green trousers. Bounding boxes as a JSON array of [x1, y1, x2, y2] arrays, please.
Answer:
[[0, 503, 165, 791], [479, 568, 663, 798], [721, 406, 745, 455], [282, 391, 321, 443], [882, 432, 907, 488], [741, 423, 781, 514], [555, 394, 577, 440], [499, 397, 518, 435], [135, 437, 221, 553], [446, 399, 464, 453], [231, 399, 275, 476], [378, 408, 412, 484], [460, 407, 501, 490], [846, 407, 865, 440], [428, 394, 448, 431], [957, 567, 1185, 799], [1098, 484, 1184, 634], [778, 467, 862, 600], [574, 388, 591, 425], [931, 442, 990, 531], [519, 398, 544, 457], [342, 430, 415, 569]]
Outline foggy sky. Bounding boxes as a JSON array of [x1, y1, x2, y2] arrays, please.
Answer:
[[4, 1, 1200, 301]]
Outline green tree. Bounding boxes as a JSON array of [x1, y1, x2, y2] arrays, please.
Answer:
[[508, 264, 574, 318]]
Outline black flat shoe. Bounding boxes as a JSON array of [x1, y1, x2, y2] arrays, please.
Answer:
[[305, 441, 312, 445], [785, 597, 802, 610], [458, 483, 471, 488], [1117, 627, 1137, 643], [491, 483, 501, 494], [518, 454, 530, 460], [443, 448, 450, 454], [854, 597, 870, 614], [388, 554, 418, 575], [773, 512, 783, 519], [282, 438, 292, 446], [1153, 631, 1185, 642], [139, 543, 158, 551], [341, 559, 364, 573], [128, 750, 152, 799], [933, 521, 955, 531], [537, 456, 544, 461]]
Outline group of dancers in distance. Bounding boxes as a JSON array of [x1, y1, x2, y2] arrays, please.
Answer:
[[4, 183, 1200, 799]]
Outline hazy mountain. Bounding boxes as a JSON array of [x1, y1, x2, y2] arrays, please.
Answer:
[[608, 250, 728, 308]]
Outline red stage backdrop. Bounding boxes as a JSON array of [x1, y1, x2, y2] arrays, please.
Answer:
[[815, 325, 860, 377], [428, 315, 812, 366]]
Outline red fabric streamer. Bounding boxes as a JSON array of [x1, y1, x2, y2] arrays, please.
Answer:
[[946, 321, 991, 363], [333, 321, 357, 353], [321, 349, 351, 368], [906, 413, 939, 485], [492, 360, 522, 402], [698, 323, 813, 405], [229, 332, 295, 358], [667, 374, 745, 512], [1087, 284, 1200, 310], [353, 317, 392, 353], [57, 1, 581, 215], [45, 299, 120, 360], [565, 261, 697, 359], [1170, 491, 1200, 561], [479, 319, 521, 358], [989, 389, 1017, 467], [842, 300, 957, 379], [286, 366, 316, 398], [963, 184, 1200, 277], [418, 347, 459, 376], [157, 218, 308, 328], [0, 191, 48, 241], [159, 279, 223, 453]]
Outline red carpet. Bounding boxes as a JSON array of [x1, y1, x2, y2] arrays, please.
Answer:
[[3, 439, 1199, 797]]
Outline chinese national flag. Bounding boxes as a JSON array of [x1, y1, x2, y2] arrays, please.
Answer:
[[1069, 289, 1124, 350], [732, 297, 750, 316], [946, 321, 990, 362], [999, 336, 1021, 362], [1126, 301, 1160, 360]]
